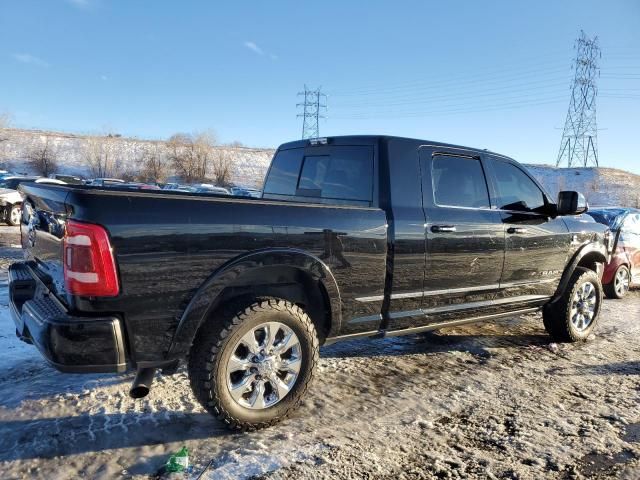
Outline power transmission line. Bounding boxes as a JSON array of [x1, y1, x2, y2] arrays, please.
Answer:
[[331, 96, 567, 120], [297, 86, 327, 139], [556, 30, 601, 168], [334, 80, 568, 109]]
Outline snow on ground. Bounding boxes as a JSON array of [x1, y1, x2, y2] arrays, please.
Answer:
[[1, 225, 640, 479]]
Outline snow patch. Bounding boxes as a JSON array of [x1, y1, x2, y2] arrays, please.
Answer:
[[202, 442, 326, 479]]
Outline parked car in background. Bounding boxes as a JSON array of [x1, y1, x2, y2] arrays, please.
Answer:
[[50, 174, 84, 185], [87, 178, 126, 187], [194, 185, 230, 195], [230, 186, 261, 198], [586, 207, 640, 298], [162, 183, 230, 194], [0, 175, 39, 225], [35, 178, 67, 185], [137, 184, 162, 190]]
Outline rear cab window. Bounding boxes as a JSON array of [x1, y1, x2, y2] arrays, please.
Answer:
[[263, 145, 374, 206]]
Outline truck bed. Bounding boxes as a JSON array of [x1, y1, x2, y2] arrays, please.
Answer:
[[18, 183, 388, 364]]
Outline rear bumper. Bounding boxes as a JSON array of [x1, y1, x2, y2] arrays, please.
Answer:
[[8, 262, 128, 373]]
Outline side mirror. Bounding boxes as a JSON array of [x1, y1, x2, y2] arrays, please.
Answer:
[[557, 191, 588, 215]]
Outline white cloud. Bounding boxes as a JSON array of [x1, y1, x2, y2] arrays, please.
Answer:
[[100, 75, 108, 81], [66, 0, 91, 8], [243, 41, 278, 61], [244, 41, 264, 56], [12, 53, 49, 68]]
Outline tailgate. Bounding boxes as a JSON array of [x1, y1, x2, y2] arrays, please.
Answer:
[[19, 183, 70, 302]]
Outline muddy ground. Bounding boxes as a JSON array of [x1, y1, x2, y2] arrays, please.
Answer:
[[0, 225, 639, 479]]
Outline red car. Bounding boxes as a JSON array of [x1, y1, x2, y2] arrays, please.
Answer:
[[586, 207, 640, 298]]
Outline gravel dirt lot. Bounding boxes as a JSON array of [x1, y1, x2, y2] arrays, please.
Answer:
[[1, 224, 639, 479]]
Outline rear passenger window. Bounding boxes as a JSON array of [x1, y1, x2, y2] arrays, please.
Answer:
[[297, 147, 373, 201], [263, 148, 304, 196], [432, 155, 490, 208]]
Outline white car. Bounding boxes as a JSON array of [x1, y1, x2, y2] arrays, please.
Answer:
[[0, 176, 65, 225]]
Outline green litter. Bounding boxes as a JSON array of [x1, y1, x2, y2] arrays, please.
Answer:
[[165, 446, 189, 473]]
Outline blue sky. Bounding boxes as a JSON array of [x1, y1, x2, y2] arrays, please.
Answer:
[[1, 0, 639, 172]]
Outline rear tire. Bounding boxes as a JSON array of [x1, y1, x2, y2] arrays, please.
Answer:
[[188, 297, 319, 430], [543, 267, 603, 342], [604, 265, 630, 299]]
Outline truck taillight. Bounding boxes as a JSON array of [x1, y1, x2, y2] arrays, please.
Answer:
[[63, 220, 119, 297]]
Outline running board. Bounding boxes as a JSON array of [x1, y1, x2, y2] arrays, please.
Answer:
[[324, 307, 542, 344], [383, 307, 542, 337]]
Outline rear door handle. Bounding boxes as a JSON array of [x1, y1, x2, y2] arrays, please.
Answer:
[[431, 225, 456, 233], [507, 227, 528, 234]]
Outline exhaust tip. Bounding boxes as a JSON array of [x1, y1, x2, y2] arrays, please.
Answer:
[[129, 385, 150, 399], [129, 367, 156, 399]]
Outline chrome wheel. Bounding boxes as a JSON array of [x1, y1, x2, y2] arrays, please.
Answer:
[[614, 267, 630, 297], [570, 282, 597, 332], [225, 322, 302, 410], [9, 206, 21, 225]]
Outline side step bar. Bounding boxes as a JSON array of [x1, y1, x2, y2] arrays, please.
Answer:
[[324, 307, 542, 344], [384, 307, 542, 337]]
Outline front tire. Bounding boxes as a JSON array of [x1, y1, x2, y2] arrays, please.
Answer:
[[604, 265, 630, 299], [188, 297, 319, 430], [8, 205, 21, 226], [543, 267, 603, 342]]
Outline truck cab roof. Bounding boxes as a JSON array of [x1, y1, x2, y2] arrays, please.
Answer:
[[276, 135, 513, 161]]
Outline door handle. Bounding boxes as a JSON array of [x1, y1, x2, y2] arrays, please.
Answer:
[[431, 225, 456, 233], [507, 227, 528, 234]]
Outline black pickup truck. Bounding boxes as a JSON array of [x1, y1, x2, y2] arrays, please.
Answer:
[[9, 135, 610, 429]]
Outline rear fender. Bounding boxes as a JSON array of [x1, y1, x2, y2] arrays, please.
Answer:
[[167, 248, 341, 359], [550, 243, 607, 304]]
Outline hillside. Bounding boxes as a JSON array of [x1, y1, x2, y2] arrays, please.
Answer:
[[0, 128, 274, 188], [1, 128, 637, 205], [525, 164, 640, 208]]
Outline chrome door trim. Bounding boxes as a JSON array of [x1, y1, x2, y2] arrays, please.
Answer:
[[355, 283, 502, 303]]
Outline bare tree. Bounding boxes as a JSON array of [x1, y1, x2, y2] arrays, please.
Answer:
[[211, 148, 233, 187], [167, 133, 197, 183], [0, 112, 11, 167], [86, 136, 117, 178], [27, 136, 59, 176], [193, 130, 216, 181], [0, 112, 11, 147], [0, 112, 10, 132], [139, 143, 169, 183], [167, 131, 216, 183]]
